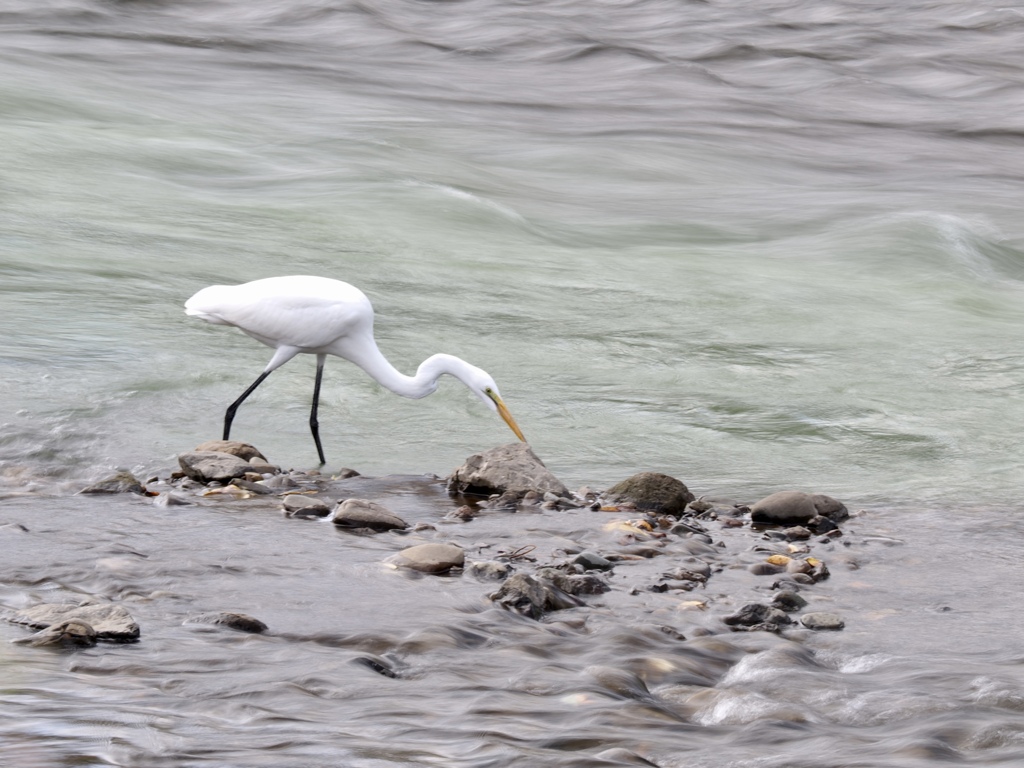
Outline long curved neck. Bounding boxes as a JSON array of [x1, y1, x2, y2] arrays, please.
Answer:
[[339, 338, 470, 400]]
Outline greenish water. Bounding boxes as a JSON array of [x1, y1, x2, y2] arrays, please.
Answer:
[[4, 1, 1024, 765]]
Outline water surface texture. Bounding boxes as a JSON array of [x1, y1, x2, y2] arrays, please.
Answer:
[[3, 0, 1024, 765]]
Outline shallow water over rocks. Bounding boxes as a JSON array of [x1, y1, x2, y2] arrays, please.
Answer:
[[4, 461, 1024, 767]]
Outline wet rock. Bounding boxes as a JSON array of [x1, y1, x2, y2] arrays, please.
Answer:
[[153, 492, 194, 507], [178, 451, 251, 484], [801, 612, 845, 631], [246, 457, 280, 475], [772, 590, 808, 612], [12, 619, 98, 649], [447, 443, 571, 498], [591, 747, 660, 767], [231, 478, 275, 495], [194, 440, 267, 462], [282, 494, 332, 518], [10, 603, 139, 642], [748, 562, 784, 576], [536, 568, 611, 596], [351, 655, 397, 678], [807, 514, 839, 534], [574, 551, 614, 571], [332, 499, 408, 531], [465, 560, 514, 581], [750, 491, 817, 525], [811, 493, 849, 522], [723, 603, 791, 631], [388, 543, 464, 574], [603, 472, 695, 517], [490, 573, 583, 619], [259, 474, 299, 490], [783, 526, 812, 540], [186, 612, 268, 633], [79, 470, 146, 495]]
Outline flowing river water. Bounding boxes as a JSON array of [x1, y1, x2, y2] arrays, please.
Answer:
[[3, 0, 1024, 765]]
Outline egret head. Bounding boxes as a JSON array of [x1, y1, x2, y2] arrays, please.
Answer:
[[465, 368, 526, 443]]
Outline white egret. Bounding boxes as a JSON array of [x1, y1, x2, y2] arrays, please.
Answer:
[[184, 275, 526, 465]]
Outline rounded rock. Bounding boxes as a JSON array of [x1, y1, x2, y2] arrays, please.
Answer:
[[750, 491, 817, 525], [604, 472, 695, 517], [333, 499, 408, 531], [178, 451, 252, 484], [194, 440, 267, 462], [801, 612, 845, 631], [388, 543, 464, 574]]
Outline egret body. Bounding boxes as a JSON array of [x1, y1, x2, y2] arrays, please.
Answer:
[[184, 275, 525, 464]]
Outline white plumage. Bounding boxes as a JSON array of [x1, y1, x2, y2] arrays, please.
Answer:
[[185, 275, 525, 464]]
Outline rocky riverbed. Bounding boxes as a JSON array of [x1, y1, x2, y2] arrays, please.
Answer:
[[11, 441, 856, 652]]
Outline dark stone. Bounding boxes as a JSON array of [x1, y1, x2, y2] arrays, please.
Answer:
[[772, 590, 808, 612], [808, 515, 839, 534], [447, 443, 570, 498], [811, 493, 849, 522], [603, 472, 695, 517], [282, 495, 331, 518], [490, 573, 583, 619], [465, 561, 514, 581], [574, 551, 614, 571], [79, 471, 146, 495], [750, 491, 817, 525], [186, 612, 268, 633], [332, 499, 408, 531], [723, 603, 791, 629]]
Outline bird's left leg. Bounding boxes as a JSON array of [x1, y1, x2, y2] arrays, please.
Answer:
[[309, 353, 327, 466]]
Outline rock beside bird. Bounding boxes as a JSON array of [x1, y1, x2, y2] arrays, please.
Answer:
[[447, 443, 571, 498], [178, 451, 254, 484]]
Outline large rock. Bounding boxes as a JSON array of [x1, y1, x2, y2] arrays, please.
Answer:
[[447, 443, 570, 498], [178, 451, 251, 484], [332, 499, 408, 531], [750, 491, 818, 525], [193, 440, 266, 462], [603, 472, 695, 517], [185, 612, 268, 633], [387, 543, 464, 574], [10, 603, 139, 642]]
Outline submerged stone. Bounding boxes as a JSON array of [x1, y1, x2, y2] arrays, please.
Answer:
[[447, 443, 571, 498], [10, 602, 139, 642], [801, 612, 845, 631], [186, 612, 268, 633], [79, 470, 146, 495], [490, 572, 583, 619], [282, 494, 332, 518], [12, 619, 98, 649]]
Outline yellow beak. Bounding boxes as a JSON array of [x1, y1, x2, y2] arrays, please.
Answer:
[[489, 392, 526, 442]]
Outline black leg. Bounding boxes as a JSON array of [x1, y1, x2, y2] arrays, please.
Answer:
[[224, 370, 272, 440], [310, 354, 327, 466]]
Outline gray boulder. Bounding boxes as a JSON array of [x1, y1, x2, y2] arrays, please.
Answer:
[[178, 451, 251, 484], [447, 443, 570, 498], [801, 612, 845, 631], [193, 440, 267, 462], [603, 472, 695, 517], [333, 499, 408, 531], [388, 543, 464, 574], [10, 602, 139, 642], [282, 495, 332, 518], [750, 491, 818, 525]]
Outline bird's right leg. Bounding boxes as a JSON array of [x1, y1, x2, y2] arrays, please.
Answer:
[[223, 370, 273, 440], [309, 354, 327, 466]]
